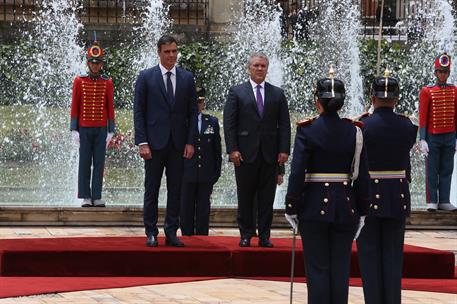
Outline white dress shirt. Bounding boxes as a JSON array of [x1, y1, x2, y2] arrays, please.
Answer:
[[159, 63, 176, 95]]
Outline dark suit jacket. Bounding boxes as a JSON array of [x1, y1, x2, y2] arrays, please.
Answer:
[[183, 113, 222, 183], [360, 107, 418, 218], [133, 65, 198, 150], [223, 81, 291, 164]]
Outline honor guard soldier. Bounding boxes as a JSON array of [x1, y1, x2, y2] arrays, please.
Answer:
[[180, 87, 222, 235], [70, 39, 115, 207], [356, 70, 418, 304], [419, 52, 457, 211], [284, 68, 370, 304]]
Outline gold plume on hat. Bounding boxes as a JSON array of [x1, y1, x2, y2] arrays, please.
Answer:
[[383, 67, 391, 77], [328, 65, 335, 79], [383, 67, 391, 98], [328, 66, 335, 98]]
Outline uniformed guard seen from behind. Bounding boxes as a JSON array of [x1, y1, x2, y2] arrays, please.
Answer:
[[70, 38, 115, 208], [356, 70, 418, 304], [284, 68, 370, 304]]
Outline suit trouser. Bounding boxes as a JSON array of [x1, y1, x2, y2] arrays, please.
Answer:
[[180, 181, 213, 235], [78, 127, 107, 200], [234, 154, 276, 240], [426, 132, 456, 204], [299, 219, 358, 304], [143, 140, 183, 238], [356, 216, 405, 304]]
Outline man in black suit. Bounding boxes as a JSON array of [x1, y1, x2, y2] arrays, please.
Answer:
[[133, 35, 198, 247], [181, 87, 222, 236], [223, 52, 291, 247]]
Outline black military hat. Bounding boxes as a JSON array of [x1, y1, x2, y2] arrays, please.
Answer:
[[371, 68, 400, 99], [196, 87, 206, 101], [315, 67, 346, 101]]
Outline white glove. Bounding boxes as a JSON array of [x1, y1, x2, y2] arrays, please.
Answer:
[[285, 214, 299, 233], [71, 131, 80, 144], [106, 132, 113, 148], [419, 140, 429, 156], [354, 215, 366, 240]]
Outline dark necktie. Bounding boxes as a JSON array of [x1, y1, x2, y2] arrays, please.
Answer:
[[256, 84, 264, 115], [166, 71, 174, 105]]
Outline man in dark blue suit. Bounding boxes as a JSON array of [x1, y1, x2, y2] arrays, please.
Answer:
[[134, 35, 198, 247], [223, 52, 291, 247], [180, 87, 222, 236], [356, 71, 418, 304]]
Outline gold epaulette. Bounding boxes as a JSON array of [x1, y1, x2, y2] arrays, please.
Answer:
[[398, 113, 419, 126], [342, 117, 364, 128], [353, 112, 370, 121], [296, 116, 317, 127]]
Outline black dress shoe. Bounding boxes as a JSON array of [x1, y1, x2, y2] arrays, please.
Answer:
[[165, 236, 185, 247], [259, 239, 274, 248], [146, 235, 158, 247], [239, 238, 251, 247]]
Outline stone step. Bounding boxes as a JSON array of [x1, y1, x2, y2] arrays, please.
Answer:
[[0, 207, 456, 228]]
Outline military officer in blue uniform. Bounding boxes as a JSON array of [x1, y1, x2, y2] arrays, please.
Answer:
[[180, 87, 222, 235], [356, 71, 418, 304], [285, 68, 370, 304]]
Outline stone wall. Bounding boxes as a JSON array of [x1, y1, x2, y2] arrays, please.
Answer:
[[0, 0, 241, 46]]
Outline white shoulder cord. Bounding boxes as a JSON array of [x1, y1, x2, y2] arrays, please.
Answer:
[[350, 126, 363, 181]]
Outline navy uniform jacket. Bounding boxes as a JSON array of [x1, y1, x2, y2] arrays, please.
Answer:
[[359, 107, 418, 218], [286, 112, 370, 223], [183, 113, 222, 183]]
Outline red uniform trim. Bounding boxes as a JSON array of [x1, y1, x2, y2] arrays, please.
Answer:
[[342, 117, 364, 128]]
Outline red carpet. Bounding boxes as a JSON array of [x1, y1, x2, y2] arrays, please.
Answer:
[[0, 236, 454, 278], [0, 236, 455, 298]]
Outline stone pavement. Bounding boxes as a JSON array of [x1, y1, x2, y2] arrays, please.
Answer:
[[0, 227, 455, 304]]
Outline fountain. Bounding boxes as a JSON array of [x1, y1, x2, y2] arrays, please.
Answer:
[[1, 0, 85, 205], [0, 0, 172, 206], [0, 0, 456, 208]]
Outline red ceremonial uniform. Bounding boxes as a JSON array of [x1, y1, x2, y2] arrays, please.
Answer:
[[418, 52, 457, 211], [419, 85, 457, 135], [71, 40, 115, 206], [71, 74, 115, 132]]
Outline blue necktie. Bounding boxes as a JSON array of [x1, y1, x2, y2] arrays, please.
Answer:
[[166, 71, 175, 105], [256, 85, 264, 115]]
